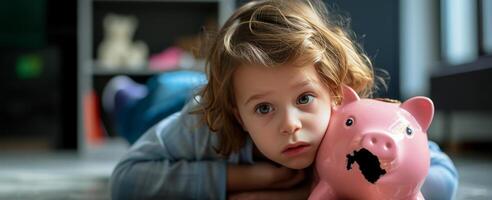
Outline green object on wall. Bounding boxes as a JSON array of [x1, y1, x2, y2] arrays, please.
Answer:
[[16, 54, 43, 79]]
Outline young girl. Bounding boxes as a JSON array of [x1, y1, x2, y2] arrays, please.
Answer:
[[109, 0, 458, 199]]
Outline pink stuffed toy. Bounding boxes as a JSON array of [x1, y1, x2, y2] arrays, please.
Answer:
[[309, 86, 434, 200]]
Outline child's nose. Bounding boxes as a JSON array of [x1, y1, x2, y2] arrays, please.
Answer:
[[280, 108, 302, 135]]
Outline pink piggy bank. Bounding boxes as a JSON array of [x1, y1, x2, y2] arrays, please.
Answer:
[[309, 86, 434, 200]]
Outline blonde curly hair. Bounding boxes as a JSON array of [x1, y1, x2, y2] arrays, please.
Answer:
[[196, 0, 378, 156]]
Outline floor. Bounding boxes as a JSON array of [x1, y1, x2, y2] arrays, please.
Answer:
[[0, 152, 114, 200], [454, 153, 492, 200], [0, 139, 127, 200], [0, 146, 491, 200]]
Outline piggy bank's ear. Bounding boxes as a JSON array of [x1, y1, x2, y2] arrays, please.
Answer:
[[340, 85, 360, 107], [400, 97, 434, 132]]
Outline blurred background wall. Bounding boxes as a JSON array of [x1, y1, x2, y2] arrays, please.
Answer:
[[0, 0, 77, 150]]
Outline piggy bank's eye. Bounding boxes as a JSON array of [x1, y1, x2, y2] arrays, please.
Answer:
[[345, 118, 354, 127], [406, 127, 413, 135]]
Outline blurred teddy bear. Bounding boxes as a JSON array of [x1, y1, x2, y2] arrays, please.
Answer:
[[98, 13, 148, 70]]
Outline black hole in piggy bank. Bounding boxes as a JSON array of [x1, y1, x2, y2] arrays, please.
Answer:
[[346, 148, 387, 184]]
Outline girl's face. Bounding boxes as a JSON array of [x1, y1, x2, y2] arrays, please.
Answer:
[[233, 62, 332, 169]]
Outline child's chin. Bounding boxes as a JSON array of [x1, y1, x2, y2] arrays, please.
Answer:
[[284, 158, 313, 169]]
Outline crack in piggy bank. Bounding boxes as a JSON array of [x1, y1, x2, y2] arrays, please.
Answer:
[[346, 148, 387, 184]]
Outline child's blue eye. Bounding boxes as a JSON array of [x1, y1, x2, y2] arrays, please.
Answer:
[[255, 103, 273, 114], [297, 94, 314, 105]]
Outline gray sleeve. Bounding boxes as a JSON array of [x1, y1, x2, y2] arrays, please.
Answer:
[[421, 141, 459, 200], [110, 101, 228, 200]]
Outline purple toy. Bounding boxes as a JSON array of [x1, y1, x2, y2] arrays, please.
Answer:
[[309, 86, 434, 200]]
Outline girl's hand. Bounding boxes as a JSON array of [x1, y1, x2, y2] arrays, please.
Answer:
[[227, 162, 305, 191], [251, 162, 305, 189], [228, 181, 312, 200], [228, 191, 274, 200]]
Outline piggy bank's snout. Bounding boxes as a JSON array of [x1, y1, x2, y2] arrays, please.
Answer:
[[361, 133, 397, 161]]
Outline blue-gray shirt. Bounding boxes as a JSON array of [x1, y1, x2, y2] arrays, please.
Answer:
[[110, 100, 254, 200], [110, 100, 458, 200]]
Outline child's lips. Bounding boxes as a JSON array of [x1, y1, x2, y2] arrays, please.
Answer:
[[282, 142, 312, 157]]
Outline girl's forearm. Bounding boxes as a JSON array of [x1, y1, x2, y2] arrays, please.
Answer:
[[227, 165, 258, 191], [227, 163, 310, 193], [228, 181, 312, 200], [264, 182, 311, 200]]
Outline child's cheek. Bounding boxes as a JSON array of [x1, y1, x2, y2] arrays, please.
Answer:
[[316, 103, 332, 134]]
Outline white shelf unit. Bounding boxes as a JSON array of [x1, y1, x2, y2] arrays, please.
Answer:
[[77, 0, 235, 156]]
